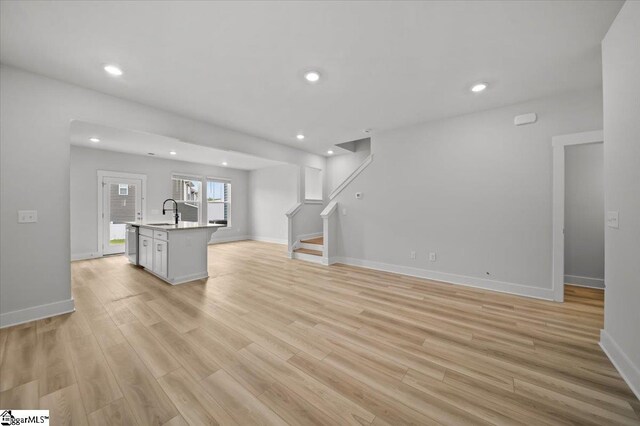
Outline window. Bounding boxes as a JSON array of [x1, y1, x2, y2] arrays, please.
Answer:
[[118, 184, 129, 196], [171, 174, 202, 222], [207, 178, 231, 225], [304, 166, 323, 202]]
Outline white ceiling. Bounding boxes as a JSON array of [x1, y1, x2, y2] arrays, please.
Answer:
[[70, 121, 286, 171], [1, 1, 622, 155]]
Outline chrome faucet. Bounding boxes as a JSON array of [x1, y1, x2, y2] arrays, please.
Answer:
[[162, 198, 179, 224]]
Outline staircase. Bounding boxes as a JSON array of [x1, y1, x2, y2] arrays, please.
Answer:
[[292, 236, 324, 264]]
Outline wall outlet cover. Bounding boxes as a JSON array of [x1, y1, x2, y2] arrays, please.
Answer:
[[18, 210, 38, 223], [607, 211, 619, 229], [429, 252, 437, 261]]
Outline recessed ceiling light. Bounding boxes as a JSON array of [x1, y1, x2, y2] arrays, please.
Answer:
[[104, 64, 123, 76], [304, 71, 320, 83], [471, 83, 488, 93], [327, 150, 334, 155], [169, 151, 177, 155], [222, 161, 228, 166], [296, 134, 305, 140], [89, 137, 100, 143]]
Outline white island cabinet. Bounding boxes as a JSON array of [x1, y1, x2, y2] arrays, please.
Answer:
[[127, 222, 223, 285]]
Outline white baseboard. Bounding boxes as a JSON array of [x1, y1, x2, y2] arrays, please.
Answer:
[[250, 236, 288, 245], [0, 298, 75, 329], [209, 235, 251, 244], [331, 256, 555, 301], [564, 274, 605, 289], [71, 252, 100, 261], [600, 329, 640, 400]]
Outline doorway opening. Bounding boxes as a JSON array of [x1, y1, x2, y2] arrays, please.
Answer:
[[552, 130, 604, 302], [97, 171, 147, 255]]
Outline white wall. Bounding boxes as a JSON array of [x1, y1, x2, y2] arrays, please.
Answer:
[[326, 140, 371, 194], [70, 146, 250, 259], [0, 65, 324, 327], [601, 0, 640, 399], [248, 164, 299, 244], [330, 89, 603, 300], [564, 143, 604, 287]]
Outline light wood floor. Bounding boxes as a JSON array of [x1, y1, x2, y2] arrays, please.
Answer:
[[1, 241, 638, 425]]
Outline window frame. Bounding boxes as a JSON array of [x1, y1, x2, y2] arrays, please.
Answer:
[[206, 177, 232, 227], [171, 173, 204, 223]]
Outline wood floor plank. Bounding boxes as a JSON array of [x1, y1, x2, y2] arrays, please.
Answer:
[[0, 380, 39, 409], [201, 369, 287, 425], [87, 398, 138, 426], [148, 321, 221, 380], [1, 243, 636, 426], [119, 321, 181, 378], [66, 334, 123, 414], [158, 368, 238, 426], [39, 384, 88, 426], [103, 342, 178, 425], [37, 328, 76, 397]]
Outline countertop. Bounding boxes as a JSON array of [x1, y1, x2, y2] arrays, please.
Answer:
[[126, 221, 226, 231]]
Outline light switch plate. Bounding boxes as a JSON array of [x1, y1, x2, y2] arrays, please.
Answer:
[[18, 210, 38, 223], [607, 211, 619, 229]]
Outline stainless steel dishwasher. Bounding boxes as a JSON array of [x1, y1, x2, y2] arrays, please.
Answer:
[[125, 224, 139, 265]]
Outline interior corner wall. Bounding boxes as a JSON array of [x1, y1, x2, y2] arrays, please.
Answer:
[[601, 0, 640, 398], [249, 164, 299, 244], [0, 64, 323, 327], [564, 143, 604, 287], [330, 88, 603, 300], [70, 146, 251, 258]]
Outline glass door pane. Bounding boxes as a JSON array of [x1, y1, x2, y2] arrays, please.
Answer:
[[103, 177, 142, 255]]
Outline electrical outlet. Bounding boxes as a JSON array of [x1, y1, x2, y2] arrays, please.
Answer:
[[410, 250, 416, 260], [18, 210, 37, 223], [429, 252, 436, 262]]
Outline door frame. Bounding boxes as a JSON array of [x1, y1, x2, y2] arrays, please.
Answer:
[[97, 170, 147, 256], [551, 129, 603, 302]]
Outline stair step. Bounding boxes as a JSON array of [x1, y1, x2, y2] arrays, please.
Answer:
[[301, 237, 323, 245], [294, 248, 323, 256]]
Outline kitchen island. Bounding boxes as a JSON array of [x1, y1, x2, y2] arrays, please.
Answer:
[[126, 221, 224, 285]]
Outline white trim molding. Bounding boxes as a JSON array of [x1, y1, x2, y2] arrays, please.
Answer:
[[600, 329, 640, 400], [333, 257, 555, 301], [0, 298, 75, 328], [329, 154, 373, 200], [71, 252, 101, 261], [251, 236, 288, 245], [564, 274, 605, 289], [208, 235, 251, 245], [552, 129, 603, 302]]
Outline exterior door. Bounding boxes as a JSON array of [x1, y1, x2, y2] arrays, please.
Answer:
[[102, 177, 142, 255]]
